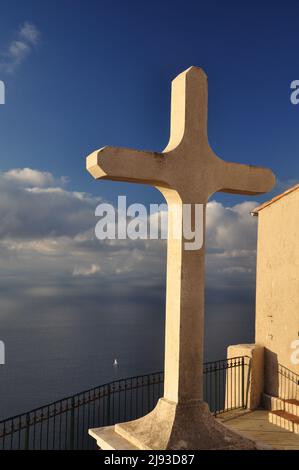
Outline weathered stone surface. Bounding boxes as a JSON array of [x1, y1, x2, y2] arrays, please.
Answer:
[[115, 398, 258, 450], [253, 185, 299, 398], [88, 426, 140, 450], [227, 344, 264, 410]]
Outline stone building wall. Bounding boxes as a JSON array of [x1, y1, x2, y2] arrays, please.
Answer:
[[255, 187, 299, 398]]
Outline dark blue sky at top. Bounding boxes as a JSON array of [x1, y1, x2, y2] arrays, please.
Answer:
[[0, 0, 298, 207]]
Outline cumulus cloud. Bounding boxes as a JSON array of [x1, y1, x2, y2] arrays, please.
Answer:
[[0, 165, 261, 361], [0, 167, 259, 284], [73, 264, 101, 277], [206, 200, 258, 251], [205, 200, 258, 290], [0, 22, 40, 73], [0, 166, 262, 368], [3, 168, 64, 188], [0, 170, 98, 239]]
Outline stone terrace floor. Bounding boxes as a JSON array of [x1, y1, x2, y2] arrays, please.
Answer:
[[217, 409, 299, 450]]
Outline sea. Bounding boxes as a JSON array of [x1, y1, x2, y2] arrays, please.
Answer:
[[0, 288, 255, 420]]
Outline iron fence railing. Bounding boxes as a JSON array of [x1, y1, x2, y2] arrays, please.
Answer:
[[204, 356, 250, 414], [278, 363, 299, 400], [0, 356, 249, 450]]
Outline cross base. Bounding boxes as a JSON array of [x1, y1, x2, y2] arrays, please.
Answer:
[[89, 398, 262, 450]]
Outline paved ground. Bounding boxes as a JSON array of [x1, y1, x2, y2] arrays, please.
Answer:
[[217, 409, 299, 450]]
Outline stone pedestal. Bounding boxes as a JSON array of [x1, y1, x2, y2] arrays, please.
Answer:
[[227, 344, 264, 410], [89, 398, 259, 450]]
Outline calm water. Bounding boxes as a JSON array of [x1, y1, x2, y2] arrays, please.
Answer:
[[0, 286, 255, 420]]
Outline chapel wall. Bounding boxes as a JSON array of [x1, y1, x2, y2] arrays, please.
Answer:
[[255, 189, 299, 398]]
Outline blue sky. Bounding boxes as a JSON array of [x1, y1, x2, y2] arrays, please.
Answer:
[[0, 0, 298, 206], [0, 0, 298, 414]]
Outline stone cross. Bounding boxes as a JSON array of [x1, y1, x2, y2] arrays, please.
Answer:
[[87, 67, 275, 449]]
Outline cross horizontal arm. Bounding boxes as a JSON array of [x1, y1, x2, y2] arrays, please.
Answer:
[[86, 146, 170, 187], [218, 160, 276, 195]]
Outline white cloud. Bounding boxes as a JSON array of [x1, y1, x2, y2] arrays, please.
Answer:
[[0, 22, 40, 73], [205, 200, 258, 289], [206, 200, 258, 251], [0, 166, 261, 332], [0, 169, 99, 239], [218, 266, 252, 275], [19, 22, 40, 45], [73, 264, 101, 277], [0, 167, 259, 285], [8, 41, 30, 65], [4, 168, 58, 188]]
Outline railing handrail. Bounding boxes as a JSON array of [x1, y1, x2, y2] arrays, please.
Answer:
[[278, 362, 299, 384], [0, 357, 248, 426], [0, 371, 164, 425], [203, 355, 250, 367], [2, 357, 296, 429]]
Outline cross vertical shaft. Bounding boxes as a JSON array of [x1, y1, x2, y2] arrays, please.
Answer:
[[161, 191, 206, 404]]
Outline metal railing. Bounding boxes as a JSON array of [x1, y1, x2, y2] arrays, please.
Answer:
[[278, 363, 299, 400], [0, 356, 249, 450], [204, 356, 250, 414]]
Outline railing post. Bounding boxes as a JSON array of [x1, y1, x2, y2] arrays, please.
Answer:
[[70, 397, 75, 450], [214, 363, 218, 416], [241, 356, 245, 409], [24, 413, 30, 450], [107, 383, 112, 426]]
